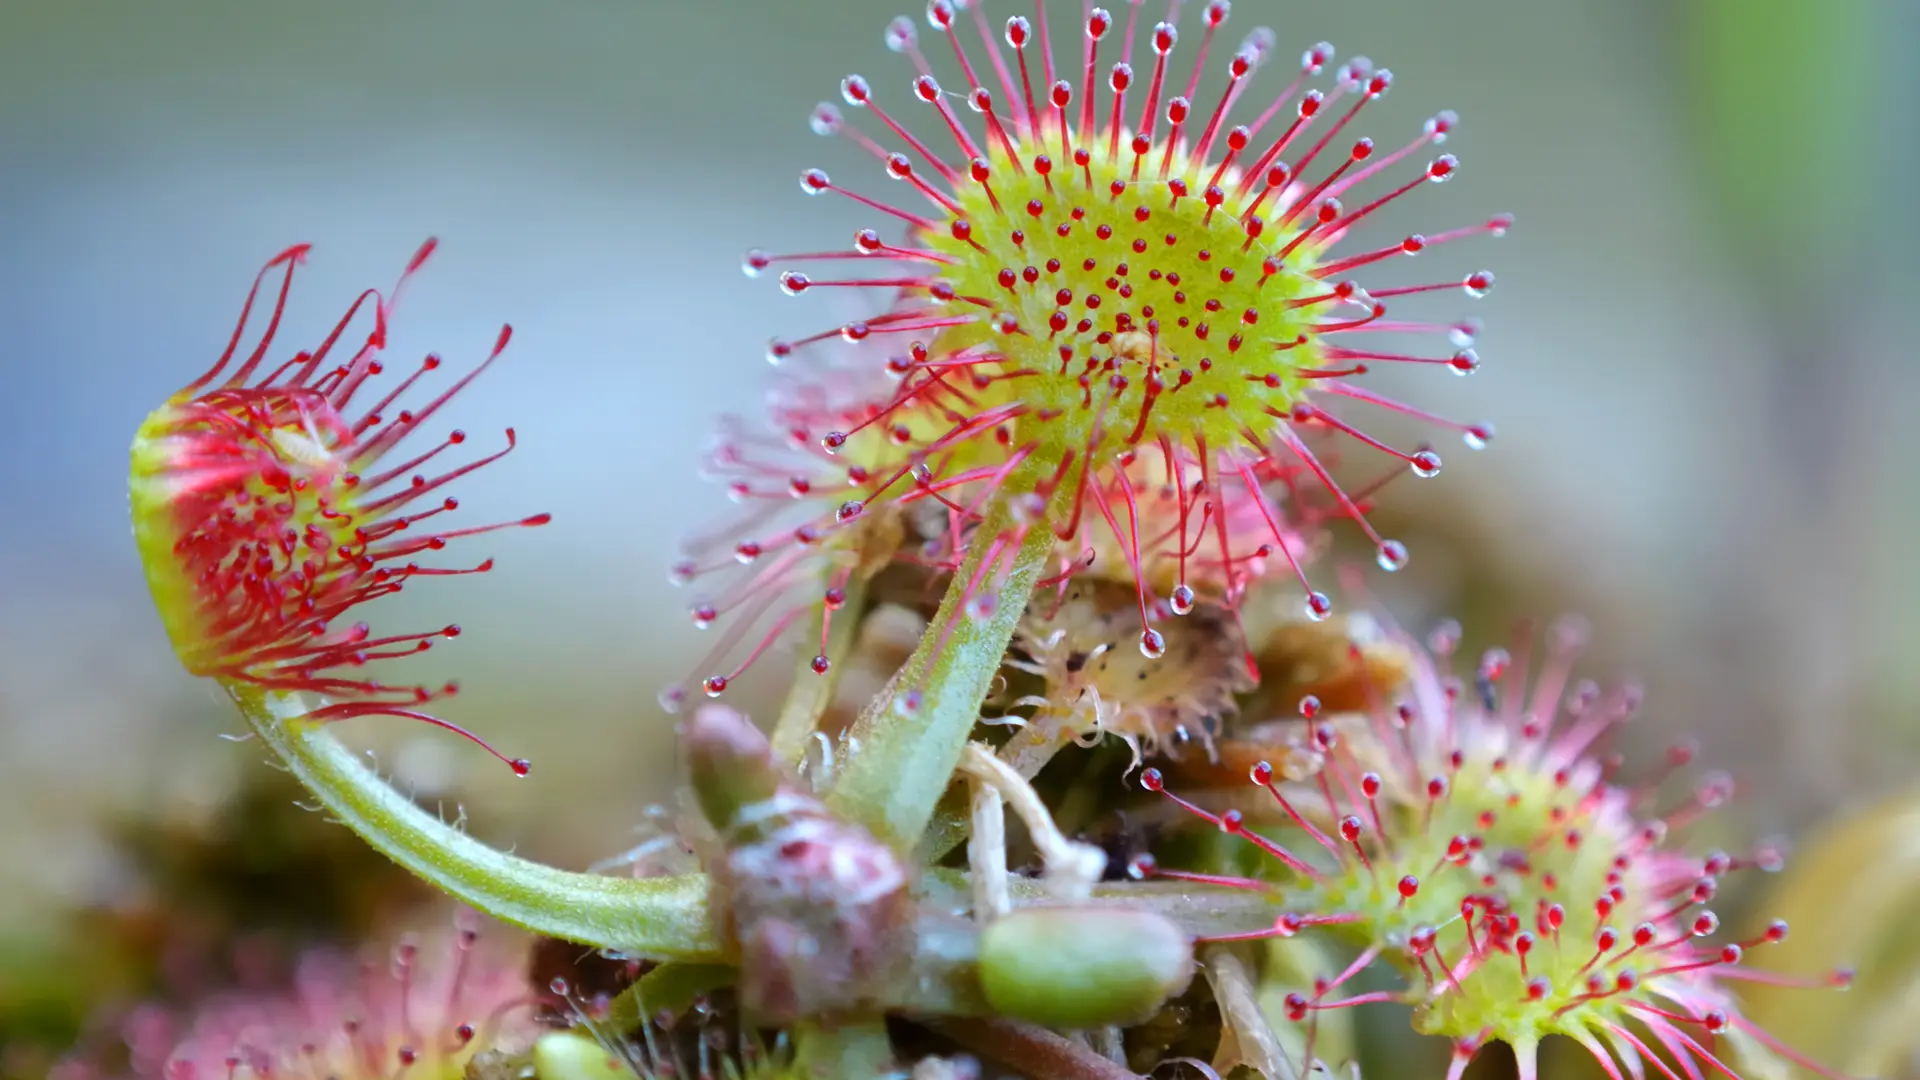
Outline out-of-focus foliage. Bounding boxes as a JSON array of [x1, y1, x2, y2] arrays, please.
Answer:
[[0, 768, 428, 1078], [1743, 794, 1920, 1080]]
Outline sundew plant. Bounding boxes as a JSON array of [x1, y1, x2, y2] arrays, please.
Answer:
[[118, 3, 1856, 1080]]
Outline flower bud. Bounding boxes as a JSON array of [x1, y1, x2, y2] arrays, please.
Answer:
[[683, 703, 785, 832], [687, 705, 914, 1022]]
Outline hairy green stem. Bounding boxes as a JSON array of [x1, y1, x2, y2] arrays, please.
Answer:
[[904, 869, 1283, 942], [1040, 878, 1281, 942], [230, 684, 722, 959], [825, 503, 1054, 847]]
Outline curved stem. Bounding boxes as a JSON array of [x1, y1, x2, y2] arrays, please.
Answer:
[[823, 503, 1055, 848], [922, 1017, 1139, 1080], [920, 723, 1071, 864], [230, 684, 723, 960]]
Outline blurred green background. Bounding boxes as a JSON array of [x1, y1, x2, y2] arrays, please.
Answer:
[[0, 0, 1912, 1071]]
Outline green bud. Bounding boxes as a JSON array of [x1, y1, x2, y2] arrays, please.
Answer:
[[684, 704, 783, 833], [532, 1031, 630, 1080], [688, 703, 915, 1022], [977, 907, 1194, 1029]]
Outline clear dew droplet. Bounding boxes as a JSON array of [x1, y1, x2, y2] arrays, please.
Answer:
[[1478, 647, 1510, 681], [1551, 613, 1592, 652], [1139, 628, 1167, 659], [885, 15, 918, 51], [1305, 591, 1333, 621], [1243, 26, 1277, 63], [1376, 539, 1408, 571], [657, 685, 686, 714], [1463, 424, 1494, 450], [1170, 583, 1196, 615], [1410, 450, 1442, 478]]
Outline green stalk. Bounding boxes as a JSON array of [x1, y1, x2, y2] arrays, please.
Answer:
[[823, 504, 1054, 847], [595, 962, 736, 1036], [793, 1020, 897, 1080], [912, 869, 1284, 941], [769, 580, 866, 766], [229, 684, 722, 959]]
